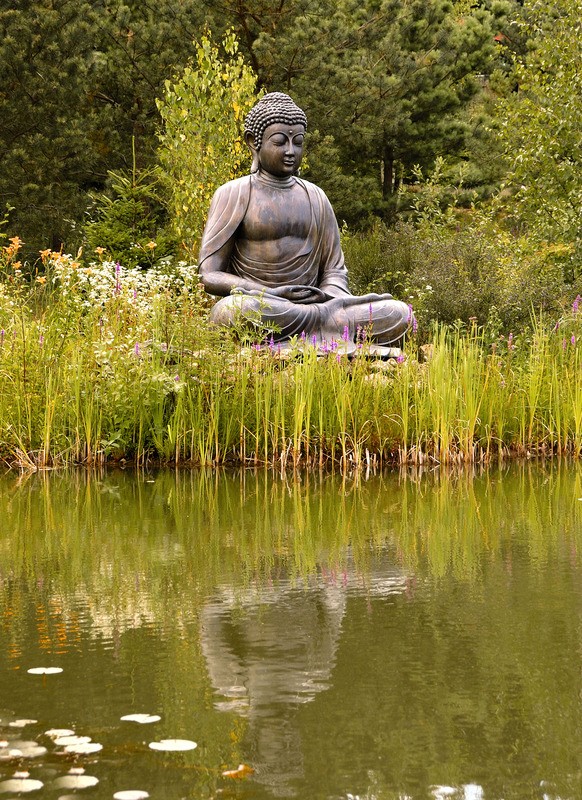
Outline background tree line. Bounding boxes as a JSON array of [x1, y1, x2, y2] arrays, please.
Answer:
[[1, 0, 581, 329]]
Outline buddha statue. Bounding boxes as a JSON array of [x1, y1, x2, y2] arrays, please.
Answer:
[[199, 92, 414, 354]]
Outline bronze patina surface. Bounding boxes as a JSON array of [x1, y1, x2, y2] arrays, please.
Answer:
[[199, 92, 413, 352]]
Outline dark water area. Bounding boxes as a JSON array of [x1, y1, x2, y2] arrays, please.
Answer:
[[0, 464, 581, 799]]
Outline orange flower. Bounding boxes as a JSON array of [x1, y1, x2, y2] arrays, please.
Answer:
[[36, 276, 47, 284], [94, 246, 106, 255], [145, 240, 157, 250]]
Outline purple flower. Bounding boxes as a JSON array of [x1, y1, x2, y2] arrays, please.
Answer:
[[311, 334, 317, 347], [407, 304, 413, 323], [300, 331, 306, 342], [321, 339, 330, 354], [563, 338, 568, 350], [508, 333, 514, 350], [133, 289, 138, 300], [573, 294, 581, 313], [253, 343, 261, 351], [174, 374, 180, 382], [134, 342, 140, 356], [0, 329, 4, 345], [396, 353, 405, 364], [268, 334, 275, 351], [342, 325, 350, 342], [412, 316, 418, 334], [330, 339, 338, 352], [554, 321, 560, 332], [572, 334, 576, 346], [39, 334, 44, 347]]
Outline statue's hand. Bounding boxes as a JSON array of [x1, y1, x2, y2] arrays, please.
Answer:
[[235, 285, 326, 304], [272, 285, 327, 304]]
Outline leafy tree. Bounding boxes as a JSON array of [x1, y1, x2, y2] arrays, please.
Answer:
[[495, 0, 582, 284], [157, 30, 259, 257], [209, 0, 510, 225], [0, 0, 101, 255], [0, 0, 208, 257]]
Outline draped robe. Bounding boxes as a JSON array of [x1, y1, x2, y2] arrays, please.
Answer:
[[199, 174, 411, 346]]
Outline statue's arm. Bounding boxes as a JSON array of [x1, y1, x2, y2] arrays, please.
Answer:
[[199, 242, 267, 297]]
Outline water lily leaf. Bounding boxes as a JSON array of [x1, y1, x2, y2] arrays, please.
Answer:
[[64, 742, 102, 755], [45, 729, 75, 739], [222, 763, 254, 779], [7, 741, 47, 759], [27, 667, 63, 675], [54, 735, 91, 747], [148, 739, 197, 752], [120, 714, 161, 724], [0, 776, 44, 793], [52, 774, 99, 790], [113, 791, 150, 800], [9, 720, 37, 728]]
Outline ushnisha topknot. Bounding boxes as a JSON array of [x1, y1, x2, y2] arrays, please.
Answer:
[[244, 92, 307, 150]]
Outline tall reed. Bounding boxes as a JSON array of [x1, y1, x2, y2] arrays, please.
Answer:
[[1, 250, 581, 469]]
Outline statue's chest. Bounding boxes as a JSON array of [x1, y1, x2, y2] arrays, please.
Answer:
[[241, 185, 311, 241]]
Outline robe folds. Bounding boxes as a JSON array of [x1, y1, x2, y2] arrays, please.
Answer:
[[199, 174, 351, 298]]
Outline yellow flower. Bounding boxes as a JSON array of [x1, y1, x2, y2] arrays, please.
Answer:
[[94, 246, 106, 255], [39, 248, 52, 263], [146, 241, 157, 250], [36, 275, 47, 284], [12, 261, 22, 270]]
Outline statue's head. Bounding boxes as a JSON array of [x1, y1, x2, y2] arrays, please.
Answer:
[[244, 93, 307, 175]]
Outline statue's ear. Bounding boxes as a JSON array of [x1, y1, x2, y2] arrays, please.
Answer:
[[245, 131, 260, 173]]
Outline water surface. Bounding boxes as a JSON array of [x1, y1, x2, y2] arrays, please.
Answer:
[[1, 464, 581, 799]]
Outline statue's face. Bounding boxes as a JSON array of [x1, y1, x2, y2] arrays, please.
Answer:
[[258, 123, 305, 178]]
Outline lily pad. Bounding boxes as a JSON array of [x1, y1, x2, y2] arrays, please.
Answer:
[[27, 667, 63, 675], [120, 714, 161, 724], [64, 742, 102, 755], [54, 735, 91, 747], [7, 741, 47, 759], [113, 792, 150, 800], [0, 776, 43, 793], [45, 729, 75, 739], [8, 720, 37, 729], [148, 739, 197, 752], [52, 774, 99, 790]]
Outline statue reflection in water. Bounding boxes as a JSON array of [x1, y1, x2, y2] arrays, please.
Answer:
[[200, 562, 409, 796], [200, 578, 345, 796]]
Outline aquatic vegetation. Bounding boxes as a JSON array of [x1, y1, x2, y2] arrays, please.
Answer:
[[148, 739, 197, 751]]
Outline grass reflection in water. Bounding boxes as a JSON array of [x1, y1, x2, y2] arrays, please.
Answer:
[[0, 463, 581, 799]]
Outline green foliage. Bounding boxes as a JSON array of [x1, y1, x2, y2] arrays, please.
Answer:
[[0, 0, 208, 256], [157, 30, 259, 258], [0, 0, 102, 255], [344, 160, 570, 332], [217, 0, 511, 224], [495, 0, 582, 285], [84, 164, 176, 269]]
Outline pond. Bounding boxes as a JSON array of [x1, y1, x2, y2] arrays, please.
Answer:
[[1, 464, 581, 799]]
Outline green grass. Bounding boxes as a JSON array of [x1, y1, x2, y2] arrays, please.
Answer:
[[1, 249, 581, 470]]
